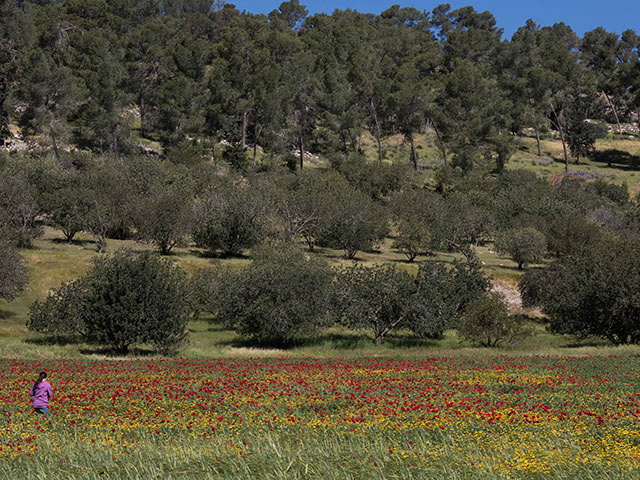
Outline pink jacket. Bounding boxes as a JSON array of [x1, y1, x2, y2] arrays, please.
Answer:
[[30, 380, 52, 409]]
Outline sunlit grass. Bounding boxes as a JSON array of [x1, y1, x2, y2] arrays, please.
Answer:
[[3, 223, 638, 360]]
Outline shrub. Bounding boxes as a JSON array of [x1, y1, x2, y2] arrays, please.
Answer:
[[519, 239, 640, 345], [495, 227, 546, 269], [316, 181, 388, 259], [28, 250, 190, 355], [28, 280, 87, 337], [333, 263, 417, 345], [193, 181, 270, 256], [409, 258, 491, 339], [457, 292, 529, 347], [332, 259, 491, 344], [0, 237, 27, 301], [211, 243, 333, 345], [134, 181, 193, 255], [222, 144, 249, 172]]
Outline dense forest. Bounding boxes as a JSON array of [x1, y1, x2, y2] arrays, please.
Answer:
[[1, 0, 639, 168], [2, 1, 640, 351]]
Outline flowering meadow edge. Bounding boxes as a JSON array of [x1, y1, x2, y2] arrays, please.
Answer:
[[2, 356, 640, 479]]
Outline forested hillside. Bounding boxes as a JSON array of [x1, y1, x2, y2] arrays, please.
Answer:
[[1, 0, 638, 168]]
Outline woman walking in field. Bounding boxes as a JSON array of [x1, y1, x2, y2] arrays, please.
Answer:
[[30, 371, 52, 415]]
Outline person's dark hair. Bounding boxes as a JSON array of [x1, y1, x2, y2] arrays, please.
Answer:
[[31, 371, 47, 394]]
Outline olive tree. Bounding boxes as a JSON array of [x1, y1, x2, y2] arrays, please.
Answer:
[[193, 181, 270, 256], [135, 181, 193, 255], [457, 292, 530, 347], [495, 227, 546, 269], [28, 250, 190, 355], [0, 173, 43, 248], [520, 239, 640, 345], [389, 189, 443, 262], [316, 180, 389, 259], [333, 263, 417, 345], [0, 237, 27, 301], [209, 243, 333, 346], [332, 258, 490, 345]]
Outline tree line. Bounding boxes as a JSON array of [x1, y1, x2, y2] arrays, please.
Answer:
[[2, 149, 640, 351], [1, 1, 639, 172]]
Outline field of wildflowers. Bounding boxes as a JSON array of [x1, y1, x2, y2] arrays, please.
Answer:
[[2, 356, 640, 479]]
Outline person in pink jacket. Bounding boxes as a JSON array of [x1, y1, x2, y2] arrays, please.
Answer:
[[30, 371, 52, 415]]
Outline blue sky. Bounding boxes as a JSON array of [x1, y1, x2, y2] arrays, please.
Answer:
[[229, 1, 639, 39]]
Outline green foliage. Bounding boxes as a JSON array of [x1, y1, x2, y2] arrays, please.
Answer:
[[46, 173, 85, 242], [457, 292, 530, 347], [389, 189, 442, 261], [75, 158, 139, 252], [519, 239, 640, 345], [0, 170, 43, 248], [566, 120, 608, 160], [0, 238, 27, 301], [409, 258, 491, 339], [495, 227, 547, 269], [28, 250, 190, 355], [316, 180, 389, 259], [585, 178, 629, 205], [134, 177, 193, 255], [441, 190, 497, 249], [222, 144, 249, 172], [392, 220, 432, 262], [192, 180, 270, 256], [339, 155, 411, 201], [187, 268, 223, 319], [210, 243, 333, 346], [543, 213, 603, 258], [333, 263, 416, 345], [28, 280, 86, 337], [332, 259, 491, 344]]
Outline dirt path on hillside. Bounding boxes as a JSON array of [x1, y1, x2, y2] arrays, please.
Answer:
[[491, 280, 523, 313]]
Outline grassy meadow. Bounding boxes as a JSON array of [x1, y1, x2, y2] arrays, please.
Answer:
[[2, 130, 640, 479]]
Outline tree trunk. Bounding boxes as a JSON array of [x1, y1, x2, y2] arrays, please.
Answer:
[[253, 125, 261, 168], [51, 133, 61, 163], [212, 141, 219, 171], [534, 124, 542, 157], [358, 133, 363, 153], [96, 235, 106, 253], [559, 127, 569, 172], [241, 111, 247, 150], [375, 130, 382, 164], [375, 335, 382, 346], [62, 229, 76, 242], [409, 135, 418, 170], [139, 94, 146, 138], [299, 134, 304, 170], [603, 91, 622, 136], [371, 99, 382, 164], [304, 234, 314, 252], [550, 102, 569, 172]]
